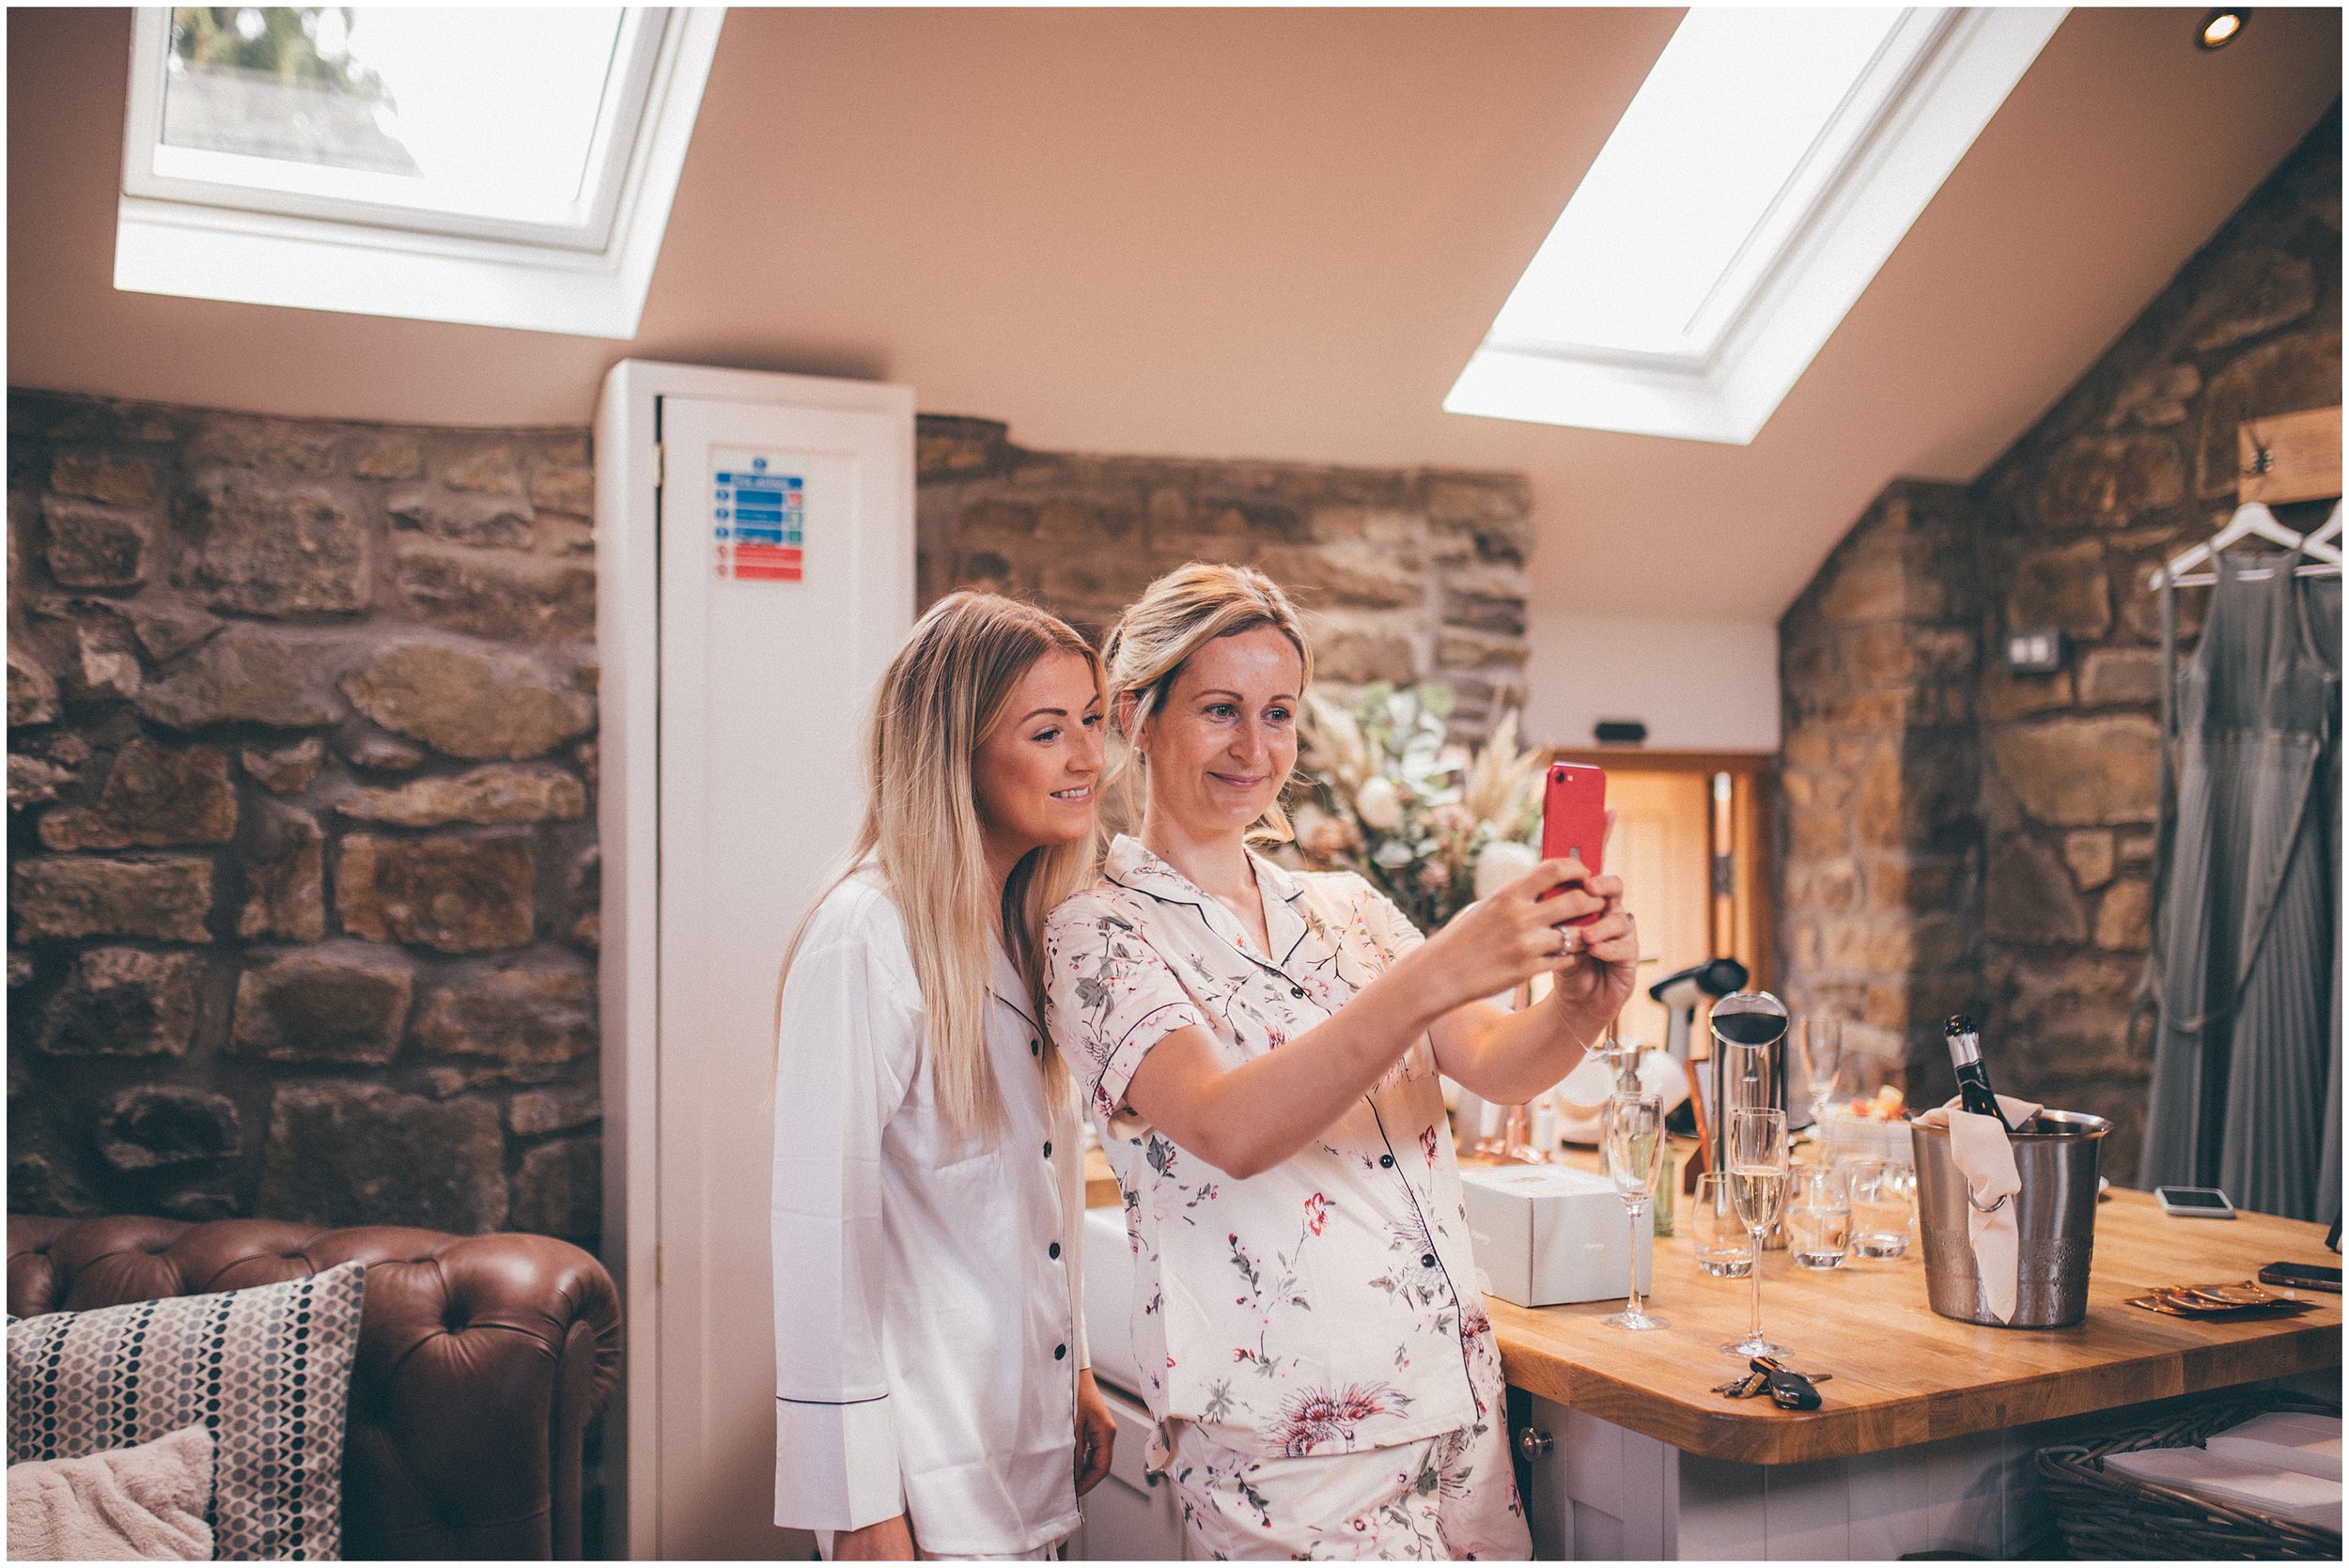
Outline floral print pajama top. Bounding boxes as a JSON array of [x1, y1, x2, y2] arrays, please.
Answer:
[[1043, 835, 1504, 1467]]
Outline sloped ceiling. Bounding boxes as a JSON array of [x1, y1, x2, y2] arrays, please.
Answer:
[[7, 7, 2340, 623]]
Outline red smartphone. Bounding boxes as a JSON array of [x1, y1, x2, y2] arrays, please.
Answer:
[[1539, 762, 1607, 924]]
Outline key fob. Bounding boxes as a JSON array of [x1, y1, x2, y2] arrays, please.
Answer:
[[1762, 1365, 1821, 1410]]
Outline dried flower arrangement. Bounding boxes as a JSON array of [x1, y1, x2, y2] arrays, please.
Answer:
[[1288, 681, 1546, 933]]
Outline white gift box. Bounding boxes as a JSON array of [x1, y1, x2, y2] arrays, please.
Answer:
[[1460, 1165, 1653, 1308]]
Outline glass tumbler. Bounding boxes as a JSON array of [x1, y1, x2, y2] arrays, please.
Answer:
[[1846, 1158, 1916, 1259], [1787, 1163, 1852, 1269], [1689, 1172, 1752, 1278]]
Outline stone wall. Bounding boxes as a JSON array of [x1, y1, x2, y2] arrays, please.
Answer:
[[1966, 104, 2340, 1179], [1777, 482, 1985, 1097], [8, 393, 605, 1238], [9, 396, 1534, 1230], [914, 417, 1532, 739], [1779, 104, 2340, 1180]]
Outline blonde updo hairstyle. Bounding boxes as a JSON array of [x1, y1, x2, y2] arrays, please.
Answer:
[[1101, 561, 1315, 843]]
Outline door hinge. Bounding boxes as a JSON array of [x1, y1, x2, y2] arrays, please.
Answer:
[[652, 442, 664, 489]]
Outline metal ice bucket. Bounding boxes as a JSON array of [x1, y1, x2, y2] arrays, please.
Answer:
[[1912, 1110, 2109, 1328]]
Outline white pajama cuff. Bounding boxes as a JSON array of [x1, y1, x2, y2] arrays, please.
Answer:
[[774, 1391, 904, 1532]]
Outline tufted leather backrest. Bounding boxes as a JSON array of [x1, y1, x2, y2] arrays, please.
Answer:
[[8, 1214, 622, 1560]]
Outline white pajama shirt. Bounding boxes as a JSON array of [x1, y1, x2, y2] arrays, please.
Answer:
[[771, 868, 1091, 1558]]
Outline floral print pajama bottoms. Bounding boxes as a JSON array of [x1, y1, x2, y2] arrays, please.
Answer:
[[1164, 1411, 1527, 1560]]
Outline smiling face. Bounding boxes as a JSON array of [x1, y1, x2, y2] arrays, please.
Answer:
[[972, 647, 1105, 870], [1134, 624, 1305, 841]]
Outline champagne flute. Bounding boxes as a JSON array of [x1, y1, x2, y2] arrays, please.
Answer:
[[1592, 1020, 1637, 1182], [1721, 1108, 1789, 1358], [1799, 1016, 1847, 1134], [1600, 1093, 1668, 1330]]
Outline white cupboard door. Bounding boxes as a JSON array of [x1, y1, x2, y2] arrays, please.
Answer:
[[1075, 1389, 1191, 1560], [655, 393, 912, 1558]]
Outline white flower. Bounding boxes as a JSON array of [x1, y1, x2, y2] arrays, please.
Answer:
[[1355, 775, 1405, 832], [1302, 691, 1370, 791], [1473, 838, 1539, 901]]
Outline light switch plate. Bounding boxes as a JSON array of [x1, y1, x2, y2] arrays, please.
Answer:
[[2004, 629, 2065, 674]]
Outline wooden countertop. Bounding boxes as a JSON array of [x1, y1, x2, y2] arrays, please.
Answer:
[[1087, 1139, 2339, 1467], [1488, 1178, 2341, 1466]]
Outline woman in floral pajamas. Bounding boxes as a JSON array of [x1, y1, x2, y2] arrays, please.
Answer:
[[1044, 564, 1638, 1560]]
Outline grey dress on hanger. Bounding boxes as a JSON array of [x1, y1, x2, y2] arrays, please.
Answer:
[[2141, 550, 2341, 1223]]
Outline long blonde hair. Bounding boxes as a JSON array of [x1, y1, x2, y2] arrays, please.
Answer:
[[1101, 562, 1315, 843], [779, 592, 1103, 1137]]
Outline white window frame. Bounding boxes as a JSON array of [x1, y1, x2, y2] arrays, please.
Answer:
[[1445, 7, 2066, 445], [114, 7, 725, 338], [125, 8, 667, 251]]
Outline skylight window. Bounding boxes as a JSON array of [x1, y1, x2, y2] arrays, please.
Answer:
[[152, 8, 636, 240], [117, 7, 724, 337], [1446, 7, 2066, 444]]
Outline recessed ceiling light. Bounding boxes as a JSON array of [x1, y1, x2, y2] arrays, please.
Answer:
[[2199, 9, 2247, 50]]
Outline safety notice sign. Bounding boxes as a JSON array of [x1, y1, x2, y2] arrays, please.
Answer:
[[710, 448, 804, 582]]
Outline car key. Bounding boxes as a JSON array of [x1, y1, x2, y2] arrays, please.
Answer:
[[1757, 1360, 1823, 1410]]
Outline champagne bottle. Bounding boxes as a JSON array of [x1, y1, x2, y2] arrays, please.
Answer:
[[1945, 1015, 2010, 1129]]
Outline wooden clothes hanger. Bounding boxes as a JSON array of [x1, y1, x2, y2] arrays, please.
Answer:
[[2153, 499, 2343, 588]]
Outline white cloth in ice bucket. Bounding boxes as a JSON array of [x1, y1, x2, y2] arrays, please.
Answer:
[[1915, 1094, 2043, 1323]]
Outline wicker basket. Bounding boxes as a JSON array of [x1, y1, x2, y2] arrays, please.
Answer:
[[2033, 1391, 2342, 1560]]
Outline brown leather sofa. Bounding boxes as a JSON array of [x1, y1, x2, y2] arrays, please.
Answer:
[[8, 1215, 623, 1560]]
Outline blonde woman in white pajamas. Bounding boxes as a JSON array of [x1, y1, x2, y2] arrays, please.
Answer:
[[773, 593, 1118, 1560], [1044, 564, 1637, 1560]]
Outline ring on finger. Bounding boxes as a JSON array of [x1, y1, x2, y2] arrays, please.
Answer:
[[1556, 925, 1579, 957]]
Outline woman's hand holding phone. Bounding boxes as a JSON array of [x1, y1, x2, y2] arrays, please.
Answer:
[[1403, 854, 1636, 1101], [1410, 855, 1627, 1013], [1544, 852, 1639, 1021]]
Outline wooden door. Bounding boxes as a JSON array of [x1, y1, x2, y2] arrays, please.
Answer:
[[1603, 768, 1714, 1051]]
